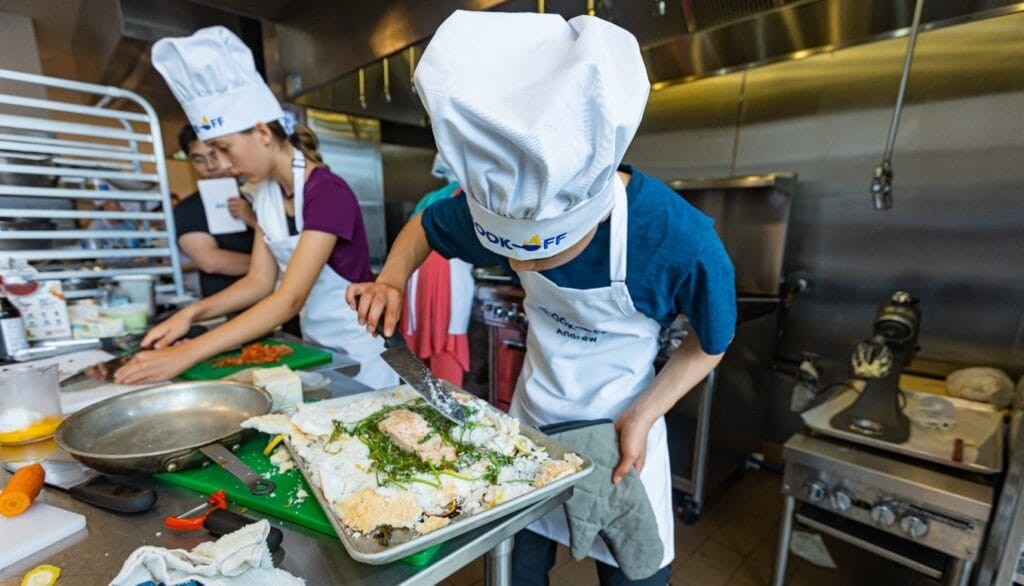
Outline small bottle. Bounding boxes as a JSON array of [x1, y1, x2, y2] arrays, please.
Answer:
[[0, 277, 28, 360]]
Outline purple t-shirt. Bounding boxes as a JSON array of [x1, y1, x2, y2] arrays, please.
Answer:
[[289, 167, 374, 283]]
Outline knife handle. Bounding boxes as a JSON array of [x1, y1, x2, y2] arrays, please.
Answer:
[[68, 477, 157, 514], [376, 320, 405, 349], [204, 509, 284, 552]]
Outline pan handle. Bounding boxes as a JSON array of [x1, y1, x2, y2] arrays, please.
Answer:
[[197, 443, 276, 496]]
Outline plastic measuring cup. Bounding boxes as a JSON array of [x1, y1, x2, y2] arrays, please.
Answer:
[[0, 363, 62, 445]]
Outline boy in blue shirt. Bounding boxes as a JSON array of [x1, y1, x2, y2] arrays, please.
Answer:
[[348, 10, 736, 585]]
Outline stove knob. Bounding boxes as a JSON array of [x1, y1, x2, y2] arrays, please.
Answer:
[[514, 312, 528, 325], [803, 480, 827, 503], [829, 489, 853, 512], [900, 515, 929, 540], [871, 504, 896, 527], [494, 306, 507, 318]]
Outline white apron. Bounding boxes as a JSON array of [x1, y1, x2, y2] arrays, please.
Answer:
[[510, 177, 674, 569], [252, 149, 398, 389]]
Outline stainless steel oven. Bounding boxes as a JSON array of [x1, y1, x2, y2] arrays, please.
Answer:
[[665, 172, 795, 523]]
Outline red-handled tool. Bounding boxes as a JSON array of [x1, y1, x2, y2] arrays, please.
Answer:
[[164, 490, 227, 530]]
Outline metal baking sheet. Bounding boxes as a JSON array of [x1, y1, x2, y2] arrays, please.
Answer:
[[802, 386, 1004, 474], [284, 386, 593, 564]]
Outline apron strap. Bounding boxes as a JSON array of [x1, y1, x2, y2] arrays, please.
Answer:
[[291, 147, 307, 233], [608, 175, 628, 284]]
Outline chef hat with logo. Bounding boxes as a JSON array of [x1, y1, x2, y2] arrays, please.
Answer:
[[152, 26, 284, 141], [414, 11, 650, 261]]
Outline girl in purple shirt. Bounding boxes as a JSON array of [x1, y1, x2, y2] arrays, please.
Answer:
[[117, 26, 396, 388]]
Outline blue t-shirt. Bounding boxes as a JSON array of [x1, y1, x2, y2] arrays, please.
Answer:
[[420, 166, 737, 354]]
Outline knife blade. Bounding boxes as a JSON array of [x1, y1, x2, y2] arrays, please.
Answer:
[[3, 460, 157, 513], [60, 355, 133, 388], [377, 323, 468, 425], [61, 326, 209, 389]]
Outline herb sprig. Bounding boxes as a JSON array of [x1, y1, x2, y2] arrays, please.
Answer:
[[330, 399, 513, 488]]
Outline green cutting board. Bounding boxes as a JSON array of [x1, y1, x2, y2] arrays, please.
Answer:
[[155, 433, 336, 536], [180, 339, 333, 380]]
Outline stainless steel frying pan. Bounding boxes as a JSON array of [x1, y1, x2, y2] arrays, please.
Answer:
[[55, 381, 277, 494]]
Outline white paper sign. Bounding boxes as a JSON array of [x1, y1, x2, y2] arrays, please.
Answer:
[[197, 177, 246, 235]]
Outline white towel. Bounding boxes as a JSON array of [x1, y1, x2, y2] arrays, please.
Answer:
[[109, 520, 303, 586]]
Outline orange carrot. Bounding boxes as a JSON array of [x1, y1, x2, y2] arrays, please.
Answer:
[[0, 462, 45, 517]]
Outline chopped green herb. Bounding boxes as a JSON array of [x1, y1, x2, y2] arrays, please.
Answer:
[[331, 399, 511, 488]]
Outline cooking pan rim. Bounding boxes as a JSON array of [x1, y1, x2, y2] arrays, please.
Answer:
[[54, 380, 273, 460]]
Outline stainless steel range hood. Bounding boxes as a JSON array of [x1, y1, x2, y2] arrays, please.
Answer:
[[72, 0, 247, 145], [645, 0, 1024, 89], [70, 0, 1024, 132], [284, 0, 1024, 126]]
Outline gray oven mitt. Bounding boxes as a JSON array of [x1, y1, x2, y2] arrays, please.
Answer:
[[540, 420, 664, 580]]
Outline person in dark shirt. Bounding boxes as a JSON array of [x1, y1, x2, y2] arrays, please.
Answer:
[[173, 124, 256, 297]]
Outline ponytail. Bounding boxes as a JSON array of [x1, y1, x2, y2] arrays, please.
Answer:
[[266, 120, 325, 167]]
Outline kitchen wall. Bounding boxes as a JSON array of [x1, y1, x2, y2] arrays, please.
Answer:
[[381, 144, 449, 246], [626, 12, 1024, 440]]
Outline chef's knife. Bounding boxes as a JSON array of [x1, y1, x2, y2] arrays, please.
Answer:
[[376, 323, 468, 425], [61, 326, 210, 389], [3, 460, 157, 513], [60, 355, 133, 388]]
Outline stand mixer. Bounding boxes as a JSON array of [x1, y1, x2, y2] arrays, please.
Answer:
[[829, 291, 921, 443]]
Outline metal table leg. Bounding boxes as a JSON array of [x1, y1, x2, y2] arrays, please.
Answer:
[[484, 535, 514, 586], [772, 495, 796, 586]]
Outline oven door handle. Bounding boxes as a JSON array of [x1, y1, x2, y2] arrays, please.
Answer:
[[500, 339, 526, 351]]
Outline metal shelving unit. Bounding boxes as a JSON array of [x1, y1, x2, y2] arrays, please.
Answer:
[[0, 67, 182, 299]]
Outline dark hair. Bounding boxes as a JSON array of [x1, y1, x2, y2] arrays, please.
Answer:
[[266, 121, 324, 166], [178, 124, 198, 155]]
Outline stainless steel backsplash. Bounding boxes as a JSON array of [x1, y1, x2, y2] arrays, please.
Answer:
[[627, 12, 1024, 388]]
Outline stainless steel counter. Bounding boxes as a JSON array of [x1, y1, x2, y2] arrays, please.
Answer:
[[0, 359, 568, 585]]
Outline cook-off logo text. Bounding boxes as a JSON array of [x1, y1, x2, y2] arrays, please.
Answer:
[[537, 306, 607, 343], [194, 115, 224, 133], [474, 222, 568, 253]]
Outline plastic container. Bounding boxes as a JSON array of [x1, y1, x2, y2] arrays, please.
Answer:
[[0, 363, 63, 445], [99, 302, 149, 334], [114, 275, 156, 317]]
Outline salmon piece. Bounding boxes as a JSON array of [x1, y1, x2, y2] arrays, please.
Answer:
[[377, 409, 456, 466]]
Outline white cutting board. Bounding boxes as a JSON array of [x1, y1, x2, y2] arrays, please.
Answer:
[[0, 503, 86, 569], [61, 381, 158, 415]]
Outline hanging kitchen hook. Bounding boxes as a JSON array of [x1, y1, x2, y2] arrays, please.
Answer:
[[358, 67, 367, 109], [871, 0, 924, 210], [382, 57, 391, 104], [407, 46, 417, 95]]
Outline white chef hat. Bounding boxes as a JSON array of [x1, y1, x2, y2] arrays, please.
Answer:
[[151, 26, 284, 141], [431, 153, 457, 183], [414, 11, 649, 261]]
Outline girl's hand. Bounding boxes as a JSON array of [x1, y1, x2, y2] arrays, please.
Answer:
[[114, 345, 196, 385], [142, 310, 194, 349]]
